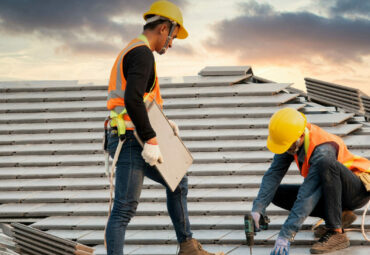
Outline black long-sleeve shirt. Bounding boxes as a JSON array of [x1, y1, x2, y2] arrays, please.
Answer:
[[123, 45, 156, 142]]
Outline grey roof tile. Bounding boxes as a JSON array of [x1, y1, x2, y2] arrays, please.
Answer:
[[199, 66, 252, 76], [0, 80, 79, 89], [158, 75, 249, 87], [33, 217, 89, 230], [0, 100, 106, 113], [221, 230, 369, 245], [34, 228, 370, 247], [45, 229, 93, 241], [36, 214, 368, 232], [1, 101, 302, 125], [0, 132, 102, 145], [0, 111, 107, 123], [0, 90, 104, 102], [0, 203, 45, 217], [162, 86, 294, 99], [229, 245, 369, 255], [343, 135, 370, 149], [0, 154, 104, 167], [173, 115, 356, 130], [10, 200, 367, 218], [0, 166, 104, 179], [0, 187, 265, 204], [93, 244, 141, 255], [0, 121, 103, 134], [0, 191, 38, 203]]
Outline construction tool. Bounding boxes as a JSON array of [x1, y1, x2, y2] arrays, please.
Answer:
[[244, 213, 270, 255]]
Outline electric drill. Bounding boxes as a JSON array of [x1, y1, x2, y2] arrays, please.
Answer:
[[244, 213, 270, 255]]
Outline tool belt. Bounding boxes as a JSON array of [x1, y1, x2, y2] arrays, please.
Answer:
[[103, 110, 134, 151], [107, 110, 136, 139], [110, 120, 135, 130]]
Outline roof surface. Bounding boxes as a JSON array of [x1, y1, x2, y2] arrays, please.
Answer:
[[0, 66, 369, 254]]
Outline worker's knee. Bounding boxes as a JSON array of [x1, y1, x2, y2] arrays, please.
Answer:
[[111, 199, 138, 224], [316, 154, 336, 180]]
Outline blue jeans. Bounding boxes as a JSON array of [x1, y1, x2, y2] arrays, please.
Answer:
[[105, 130, 192, 255], [317, 147, 370, 229]]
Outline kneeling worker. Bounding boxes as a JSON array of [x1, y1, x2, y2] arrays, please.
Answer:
[[105, 1, 224, 255], [251, 108, 370, 254]]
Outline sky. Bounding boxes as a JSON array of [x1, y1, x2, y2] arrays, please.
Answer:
[[0, 0, 369, 94]]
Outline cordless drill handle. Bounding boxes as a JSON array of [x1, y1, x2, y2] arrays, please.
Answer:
[[259, 215, 270, 230]]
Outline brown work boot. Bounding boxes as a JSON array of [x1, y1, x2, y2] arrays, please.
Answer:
[[178, 238, 224, 255], [310, 230, 350, 254], [341, 210, 357, 228], [314, 210, 357, 238], [313, 225, 327, 238]]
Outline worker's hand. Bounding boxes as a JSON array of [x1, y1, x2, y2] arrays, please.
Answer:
[[168, 119, 179, 136], [251, 211, 261, 231], [142, 140, 164, 166], [270, 236, 290, 255]]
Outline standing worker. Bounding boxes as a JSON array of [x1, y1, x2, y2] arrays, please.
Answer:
[[105, 1, 224, 255], [250, 108, 370, 254]]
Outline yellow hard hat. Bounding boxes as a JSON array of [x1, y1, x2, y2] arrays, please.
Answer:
[[143, 0, 188, 39], [267, 108, 307, 154]]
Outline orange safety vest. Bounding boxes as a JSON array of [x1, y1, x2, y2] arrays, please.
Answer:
[[107, 35, 163, 129], [294, 123, 370, 178]]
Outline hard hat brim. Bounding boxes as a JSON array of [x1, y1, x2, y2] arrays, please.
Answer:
[[267, 135, 292, 154], [176, 26, 188, 39]]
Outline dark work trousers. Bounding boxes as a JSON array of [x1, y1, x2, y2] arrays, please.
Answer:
[[272, 162, 370, 229]]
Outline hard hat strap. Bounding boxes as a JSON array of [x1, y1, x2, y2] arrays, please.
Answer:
[[292, 139, 301, 154], [145, 15, 162, 24], [158, 20, 177, 55]]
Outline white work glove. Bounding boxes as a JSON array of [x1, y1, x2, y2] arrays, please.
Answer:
[[142, 143, 164, 166], [251, 211, 261, 231], [168, 119, 179, 136], [270, 236, 290, 255]]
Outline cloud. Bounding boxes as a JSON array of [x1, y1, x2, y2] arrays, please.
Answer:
[[323, 0, 370, 17], [55, 41, 121, 56], [0, 0, 188, 56], [170, 43, 195, 56], [205, 0, 370, 68]]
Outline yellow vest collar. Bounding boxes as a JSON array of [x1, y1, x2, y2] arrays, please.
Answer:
[[137, 34, 151, 49], [304, 127, 310, 155]]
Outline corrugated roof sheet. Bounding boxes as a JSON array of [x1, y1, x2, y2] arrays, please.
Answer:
[[11, 223, 93, 255], [305, 77, 369, 118], [0, 67, 369, 254]]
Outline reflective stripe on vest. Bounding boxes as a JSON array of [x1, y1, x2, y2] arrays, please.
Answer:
[[107, 35, 162, 116], [107, 40, 148, 114], [294, 123, 370, 178]]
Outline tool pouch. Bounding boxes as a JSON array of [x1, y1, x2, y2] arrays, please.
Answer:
[[110, 111, 127, 141], [359, 172, 370, 192]]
